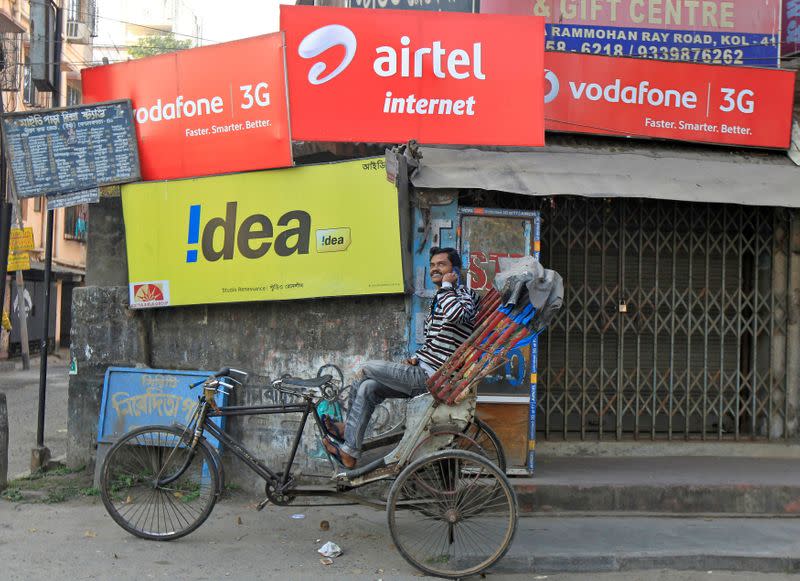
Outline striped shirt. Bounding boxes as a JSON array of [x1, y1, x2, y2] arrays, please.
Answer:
[[416, 283, 478, 375]]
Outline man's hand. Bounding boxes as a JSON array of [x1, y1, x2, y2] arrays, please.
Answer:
[[442, 272, 458, 285], [404, 357, 419, 366]]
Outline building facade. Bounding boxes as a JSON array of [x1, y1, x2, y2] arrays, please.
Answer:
[[92, 0, 202, 66], [61, 1, 800, 484], [0, 0, 95, 358]]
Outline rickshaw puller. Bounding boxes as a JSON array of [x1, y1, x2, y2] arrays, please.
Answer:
[[322, 247, 478, 469]]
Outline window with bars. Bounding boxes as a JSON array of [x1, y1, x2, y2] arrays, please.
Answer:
[[63, 205, 88, 242], [66, 85, 81, 106], [22, 54, 35, 105]]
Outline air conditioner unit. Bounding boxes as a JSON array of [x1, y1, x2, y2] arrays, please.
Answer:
[[66, 20, 90, 43]]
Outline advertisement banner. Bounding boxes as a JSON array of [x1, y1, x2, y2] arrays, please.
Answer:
[[785, 0, 800, 56], [9, 227, 34, 252], [544, 52, 796, 149], [281, 4, 545, 146], [481, 0, 781, 67], [122, 158, 404, 309], [7, 252, 30, 272], [82, 33, 292, 182]]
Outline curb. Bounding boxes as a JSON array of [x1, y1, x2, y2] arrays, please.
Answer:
[[512, 483, 800, 516], [492, 554, 800, 575]]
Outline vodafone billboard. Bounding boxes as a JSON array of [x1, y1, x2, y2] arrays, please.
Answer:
[[281, 5, 545, 147], [82, 34, 292, 181], [544, 52, 796, 149]]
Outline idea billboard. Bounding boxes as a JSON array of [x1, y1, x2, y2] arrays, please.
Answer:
[[82, 33, 292, 181], [281, 4, 545, 147], [122, 159, 404, 309]]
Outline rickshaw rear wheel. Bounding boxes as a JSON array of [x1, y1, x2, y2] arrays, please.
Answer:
[[463, 417, 506, 473], [386, 449, 518, 579]]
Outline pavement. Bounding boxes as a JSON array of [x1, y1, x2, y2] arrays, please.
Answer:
[[0, 351, 70, 477], [3, 354, 800, 577], [1, 496, 800, 580]]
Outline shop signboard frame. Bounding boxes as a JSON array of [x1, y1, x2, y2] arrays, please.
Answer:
[[480, 0, 782, 68]]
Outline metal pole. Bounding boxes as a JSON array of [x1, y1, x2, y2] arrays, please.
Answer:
[[0, 201, 9, 312], [33, 3, 62, 464], [0, 85, 10, 333], [36, 208, 53, 448]]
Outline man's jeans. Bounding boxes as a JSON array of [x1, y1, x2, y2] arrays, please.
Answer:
[[340, 360, 429, 459]]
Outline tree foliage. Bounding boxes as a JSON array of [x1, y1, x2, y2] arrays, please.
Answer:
[[129, 33, 193, 59]]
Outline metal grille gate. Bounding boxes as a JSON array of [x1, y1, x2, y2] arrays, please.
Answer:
[[537, 198, 794, 441]]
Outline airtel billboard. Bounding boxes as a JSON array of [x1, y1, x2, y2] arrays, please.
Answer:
[[82, 33, 292, 181], [281, 5, 545, 147], [544, 52, 796, 149]]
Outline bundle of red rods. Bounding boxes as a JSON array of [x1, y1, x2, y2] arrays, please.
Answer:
[[426, 288, 534, 405]]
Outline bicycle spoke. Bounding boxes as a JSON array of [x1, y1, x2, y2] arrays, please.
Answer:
[[388, 450, 517, 578], [101, 427, 218, 540]]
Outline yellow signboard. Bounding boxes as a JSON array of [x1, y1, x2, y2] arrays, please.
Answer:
[[8, 251, 30, 271], [121, 158, 404, 309], [9, 227, 34, 252]]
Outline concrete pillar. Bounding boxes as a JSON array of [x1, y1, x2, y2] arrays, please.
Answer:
[[0, 393, 7, 489]]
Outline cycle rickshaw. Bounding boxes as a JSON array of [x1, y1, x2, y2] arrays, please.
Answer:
[[98, 260, 562, 579]]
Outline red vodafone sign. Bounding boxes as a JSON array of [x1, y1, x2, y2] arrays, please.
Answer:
[[544, 52, 796, 149], [82, 34, 292, 181], [281, 5, 545, 147]]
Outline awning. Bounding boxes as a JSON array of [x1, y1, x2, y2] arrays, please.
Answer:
[[410, 141, 800, 208]]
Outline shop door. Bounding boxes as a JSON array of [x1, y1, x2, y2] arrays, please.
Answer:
[[537, 198, 793, 441], [459, 207, 541, 469]]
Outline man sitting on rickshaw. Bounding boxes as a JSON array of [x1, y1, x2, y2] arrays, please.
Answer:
[[322, 247, 479, 468]]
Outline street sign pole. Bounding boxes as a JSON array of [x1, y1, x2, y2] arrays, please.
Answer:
[[32, 4, 63, 471], [0, 201, 9, 320], [0, 86, 10, 341], [35, 207, 53, 453]]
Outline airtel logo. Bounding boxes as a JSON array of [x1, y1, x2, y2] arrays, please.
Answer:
[[298, 25, 486, 85], [298, 24, 357, 85]]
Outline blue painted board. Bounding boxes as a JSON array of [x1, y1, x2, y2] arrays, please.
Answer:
[[97, 367, 227, 448]]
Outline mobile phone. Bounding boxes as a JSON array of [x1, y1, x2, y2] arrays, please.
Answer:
[[453, 266, 461, 286]]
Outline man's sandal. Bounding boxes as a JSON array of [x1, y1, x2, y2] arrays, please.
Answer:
[[321, 414, 344, 441], [322, 436, 356, 469]]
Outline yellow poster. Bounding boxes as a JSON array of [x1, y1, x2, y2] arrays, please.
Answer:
[[9, 227, 34, 252], [122, 158, 404, 309], [7, 251, 30, 271]]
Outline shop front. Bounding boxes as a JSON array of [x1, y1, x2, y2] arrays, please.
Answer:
[[402, 138, 800, 470]]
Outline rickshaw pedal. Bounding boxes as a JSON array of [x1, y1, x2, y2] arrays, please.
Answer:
[[256, 497, 271, 511]]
